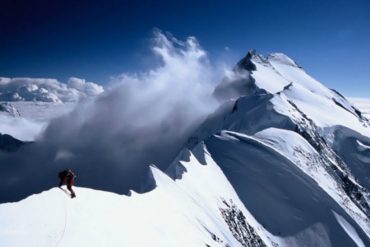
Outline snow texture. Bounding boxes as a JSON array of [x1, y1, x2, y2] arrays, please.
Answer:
[[1, 49, 370, 247], [0, 146, 276, 247], [350, 98, 370, 118], [205, 131, 370, 246]]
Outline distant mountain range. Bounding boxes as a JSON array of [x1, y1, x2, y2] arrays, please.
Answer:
[[0, 77, 103, 103]]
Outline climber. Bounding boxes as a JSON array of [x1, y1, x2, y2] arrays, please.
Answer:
[[58, 169, 77, 198]]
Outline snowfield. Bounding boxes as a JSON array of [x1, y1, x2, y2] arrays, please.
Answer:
[[0, 146, 276, 247], [1, 50, 370, 246], [350, 98, 370, 118], [1, 144, 367, 247]]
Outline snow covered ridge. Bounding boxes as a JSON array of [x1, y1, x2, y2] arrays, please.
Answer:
[[0, 146, 277, 247], [1, 141, 369, 246], [350, 98, 370, 118], [0, 133, 26, 152], [186, 51, 370, 245], [214, 50, 370, 129], [0, 77, 104, 103], [1, 49, 370, 246]]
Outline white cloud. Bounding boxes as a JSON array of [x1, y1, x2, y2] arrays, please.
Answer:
[[0, 77, 104, 103], [67, 77, 104, 97], [0, 31, 225, 202], [0, 114, 46, 141]]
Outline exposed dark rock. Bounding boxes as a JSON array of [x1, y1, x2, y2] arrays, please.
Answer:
[[220, 199, 267, 247], [0, 133, 27, 152]]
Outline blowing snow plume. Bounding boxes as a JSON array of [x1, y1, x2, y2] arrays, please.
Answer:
[[0, 31, 220, 202]]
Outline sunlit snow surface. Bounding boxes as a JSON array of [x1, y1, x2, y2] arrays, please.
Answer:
[[1, 51, 370, 247], [0, 148, 276, 247], [350, 98, 370, 118], [251, 55, 370, 137], [2, 144, 367, 247]]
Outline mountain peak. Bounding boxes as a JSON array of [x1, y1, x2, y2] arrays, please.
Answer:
[[235, 50, 302, 72], [267, 53, 301, 68], [235, 49, 258, 72]]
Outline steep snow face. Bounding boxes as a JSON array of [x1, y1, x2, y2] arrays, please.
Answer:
[[267, 53, 331, 98], [253, 128, 370, 236], [331, 127, 370, 193], [0, 146, 277, 247], [212, 51, 369, 134], [266, 53, 301, 68], [190, 51, 370, 246], [205, 131, 370, 247], [272, 83, 370, 136], [350, 98, 370, 118], [250, 53, 369, 131], [1, 50, 369, 247]]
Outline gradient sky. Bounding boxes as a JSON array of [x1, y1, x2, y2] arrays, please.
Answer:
[[1, 0, 369, 97]]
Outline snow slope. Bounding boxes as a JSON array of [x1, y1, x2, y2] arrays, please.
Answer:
[[0, 146, 275, 247], [189, 51, 370, 245], [205, 131, 369, 246], [212, 51, 370, 138], [1, 51, 370, 246], [2, 141, 367, 246], [350, 98, 370, 118], [253, 128, 370, 237]]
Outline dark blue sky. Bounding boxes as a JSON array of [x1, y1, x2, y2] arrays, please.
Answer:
[[1, 0, 369, 96]]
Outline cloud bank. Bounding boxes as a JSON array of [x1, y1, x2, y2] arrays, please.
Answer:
[[0, 77, 104, 103], [0, 31, 222, 202]]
